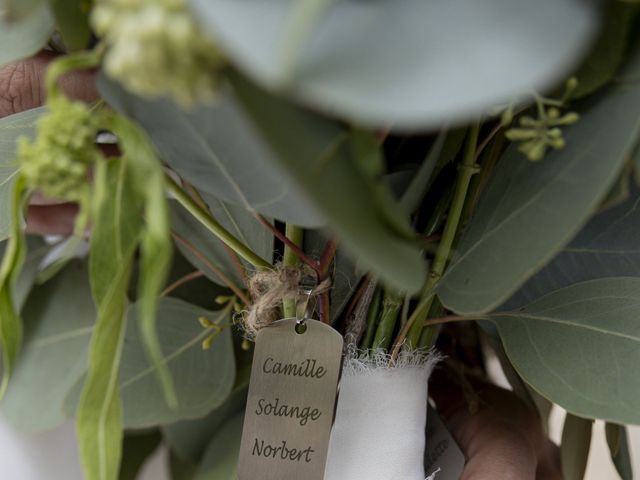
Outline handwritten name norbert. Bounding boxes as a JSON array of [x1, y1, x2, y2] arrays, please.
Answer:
[[262, 357, 327, 378], [252, 438, 315, 463]]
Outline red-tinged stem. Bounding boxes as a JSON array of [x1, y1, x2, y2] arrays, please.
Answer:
[[172, 231, 251, 306], [161, 270, 205, 297]]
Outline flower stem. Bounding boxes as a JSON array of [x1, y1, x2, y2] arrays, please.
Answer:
[[283, 223, 304, 318], [166, 176, 271, 270], [372, 289, 403, 351], [392, 121, 481, 356]]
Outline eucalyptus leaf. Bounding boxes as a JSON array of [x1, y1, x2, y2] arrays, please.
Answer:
[[97, 74, 325, 227], [171, 192, 273, 288], [439, 47, 640, 315], [0, 107, 45, 241], [0, 2, 53, 67], [572, 2, 639, 99], [119, 430, 162, 480], [561, 413, 592, 480], [194, 412, 243, 480], [119, 298, 235, 428], [605, 423, 634, 480], [0, 259, 94, 432], [48, 0, 91, 51], [169, 451, 198, 480], [492, 277, 640, 424], [231, 73, 425, 292], [0, 0, 42, 22], [189, 0, 598, 130], [164, 384, 248, 464], [503, 185, 640, 309]]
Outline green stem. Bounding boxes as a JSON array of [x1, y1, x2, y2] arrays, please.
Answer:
[[372, 290, 403, 351], [166, 176, 271, 270], [361, 286, 382, 349], [400, 121, 482, 351], [283, 224, 304, 318], [45, 49, 101, 101]]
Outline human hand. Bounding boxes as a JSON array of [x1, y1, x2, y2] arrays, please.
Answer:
[[430, 368, 562, 480], [1, 51, 98, 236]]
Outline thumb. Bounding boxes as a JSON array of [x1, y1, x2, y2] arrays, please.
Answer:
[[0, 50, 98, 118]]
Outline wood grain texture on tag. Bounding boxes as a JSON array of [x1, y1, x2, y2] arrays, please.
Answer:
[[238, 319, 343, 480]]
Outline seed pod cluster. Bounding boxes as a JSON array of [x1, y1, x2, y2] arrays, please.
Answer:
[[92, 0, 224, 107]]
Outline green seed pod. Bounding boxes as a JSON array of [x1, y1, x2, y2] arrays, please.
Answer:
[[92, 0, 224, 107]]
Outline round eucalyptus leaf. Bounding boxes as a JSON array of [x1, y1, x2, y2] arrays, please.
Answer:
[[189, 0, 599, 130]]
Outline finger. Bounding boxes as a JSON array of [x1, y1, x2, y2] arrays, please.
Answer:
[[0, 51, 98, 118], [536, 439, 562, 480], [25, 203, 78, 236]]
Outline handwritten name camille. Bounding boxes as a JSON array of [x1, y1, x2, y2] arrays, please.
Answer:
[[255, 397, 322, 426], [262, 357, 327, 379], [252, 438, 315, 463]]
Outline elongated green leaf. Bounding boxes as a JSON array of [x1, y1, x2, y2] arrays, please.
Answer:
[[77, 260, 131, 480], [492, 277, 640, 424], [112, 115, 177, 408], [0, 2, 53, 67], [119, 430, 162, 480], [97, 74, 325, 227], [189, 0, 597, 130], [231, 73, 425, 292], [0, 177, 26, 398], [605, 423, 634, 480], [171, 192, 273, 288], [0, 107, 45, 241], [78, 158, 142, 480], [194, 412, 243, 480], [1, 259, 94, 432], [440, 47, 640, 315], [48, 0, 91, 51], [170, 451, 198, 480], [561, 413, 593, 480], [503, 186, 640, 309]]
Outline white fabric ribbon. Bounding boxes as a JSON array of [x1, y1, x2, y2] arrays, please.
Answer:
[[325, 350, 440, 480]]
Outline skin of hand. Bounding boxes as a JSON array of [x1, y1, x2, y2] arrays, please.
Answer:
[[430, 367, 562, 480], [1, 51, 99, 236]]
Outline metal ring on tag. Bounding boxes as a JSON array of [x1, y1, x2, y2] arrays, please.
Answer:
[[295, 285, 315, 334]]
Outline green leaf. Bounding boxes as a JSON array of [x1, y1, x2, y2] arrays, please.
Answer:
[[572, 2, 639, 99], [47, 0, 91, 51], [605, 423, 634, 480], [119, 430, 162, 480], [97, 73, 325, 227], [491, 277, 640, 424], [112, 114, 177, 408], [77, 158, 142, 480], [164, 383, 248, 464], [189, 0, 598, 130], [171, 192, 273, 288], [439, 47, 640, 314], [194, 412, 243, 480], [119, 298, 235, 428], [561, 413, 593, 480], [169, 451, 197, 480], [1, 0, 43, 21], [0, 2, 53, 67], [0, 259, 94, 432], [76, 257, 131, 480], [0, 177, 27, 398], [502, 185, 640, 310], [65, 298, 236, 429], [231, 73, 425, 292], [0, 107, 45, 241]]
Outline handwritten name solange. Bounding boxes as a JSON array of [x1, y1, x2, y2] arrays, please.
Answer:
[[252, 438, 315, 463]]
